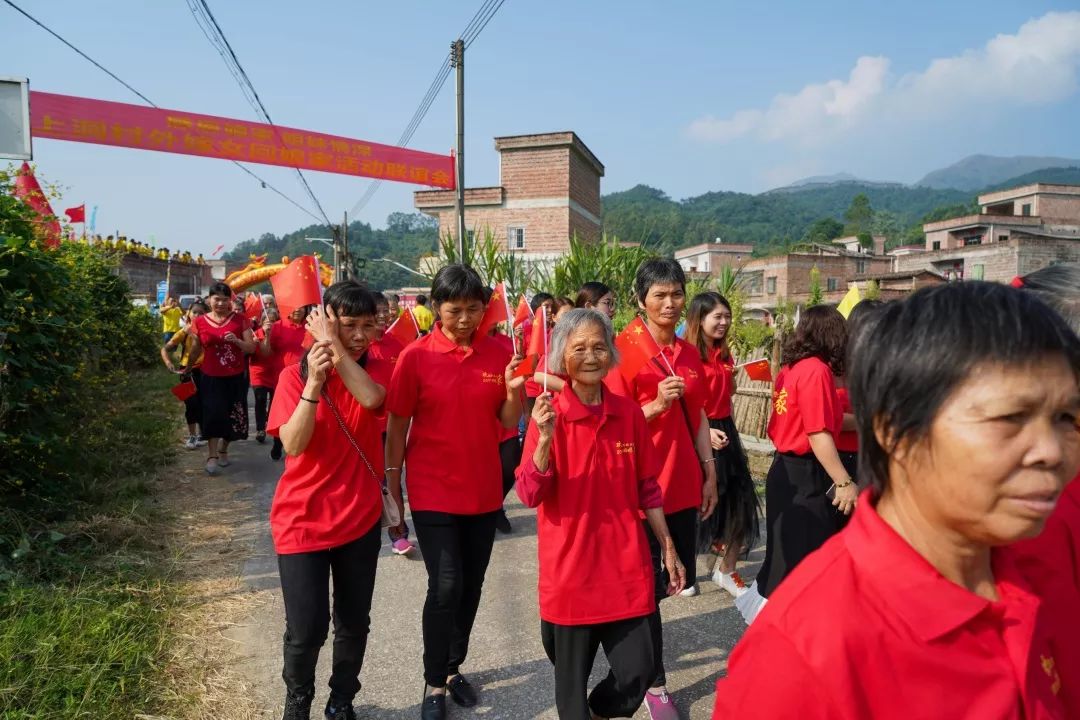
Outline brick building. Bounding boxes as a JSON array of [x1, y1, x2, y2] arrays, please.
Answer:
[[120, 254, 214, 301], [414, 132, 604, 263], [674, 240, 755, 275], [740, 248, 893, 313]]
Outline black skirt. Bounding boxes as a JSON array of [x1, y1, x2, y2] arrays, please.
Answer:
[[697, 417, 761, 556], [199, 372, 249, 441], [756, 452, 845, 598]]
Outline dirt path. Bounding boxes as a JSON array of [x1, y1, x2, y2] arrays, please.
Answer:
[[162, 432, 760, 719]]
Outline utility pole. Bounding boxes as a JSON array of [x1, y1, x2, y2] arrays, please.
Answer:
[[331, 223, 341, 283], [451, 38, 466, 260], [341, 211, 350, 280]]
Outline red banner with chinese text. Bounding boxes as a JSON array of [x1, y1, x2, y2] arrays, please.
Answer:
[[29, 91, 455, 189]]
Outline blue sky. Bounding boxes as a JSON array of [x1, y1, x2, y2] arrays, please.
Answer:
[[5, 0, 1080, 255]]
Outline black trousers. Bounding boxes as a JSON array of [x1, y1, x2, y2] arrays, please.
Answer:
[[253, 385, 274, 433], [642, 506, 697, 689], [277, 522, 381, 700], [541, 615, 654, 720], [183, 368, 203, 427], [499, 436, 522, 500], [412, 509, 498, 687]]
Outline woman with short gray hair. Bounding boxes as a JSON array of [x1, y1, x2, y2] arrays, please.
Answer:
[[517, 308, 685, 720]]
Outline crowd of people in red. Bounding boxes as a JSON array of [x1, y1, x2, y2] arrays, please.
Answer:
[[159, 259, 1080, 720]]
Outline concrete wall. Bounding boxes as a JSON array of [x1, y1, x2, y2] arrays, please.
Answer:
[[894, 235, 1080, 283], [120, 254, 213, 299], [743, 253, 892, 305]]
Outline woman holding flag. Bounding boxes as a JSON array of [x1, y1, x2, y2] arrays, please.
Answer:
[[189, 282, 255, 475], [608, 258, 718, 720], [684, 292, 761, 600], [262, 304, 311, 460], [533, 281, 618, 394], [384, 264, 525, 720]]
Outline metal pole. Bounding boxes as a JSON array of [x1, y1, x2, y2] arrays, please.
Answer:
[[342, 211, 350, 280], [332, 224, 341, 283], [452, 38, 466, 260]]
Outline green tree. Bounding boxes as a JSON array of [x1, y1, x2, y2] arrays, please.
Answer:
[[802, 217, 845, 245], [864, 279, 881, 301], [843, 193, 874, 237], [807, 266, 824, 307]]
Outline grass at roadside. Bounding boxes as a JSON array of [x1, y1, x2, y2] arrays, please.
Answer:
[[0, 367, 180, 719]]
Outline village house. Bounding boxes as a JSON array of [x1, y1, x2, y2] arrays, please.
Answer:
[[674, 240, 755, 275]]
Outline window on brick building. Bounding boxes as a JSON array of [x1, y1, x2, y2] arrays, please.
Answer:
[[932, 241, 941, 250], [1022, 203, 1032, 216], [998, 235, 1008, 243], [508, 227, 525, 250], [827, 278, 839, 292], [856, 259, 866, 274], [766, 276, 776, 294], [963, 235, 982, 246], [972, 264, 985, 281]]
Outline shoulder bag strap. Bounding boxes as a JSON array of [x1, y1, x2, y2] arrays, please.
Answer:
[[320, 387, 385, 489]]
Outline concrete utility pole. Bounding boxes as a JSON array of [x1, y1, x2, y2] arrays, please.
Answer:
[[342, 211, 350, 280], [451, 39, 466, 260]]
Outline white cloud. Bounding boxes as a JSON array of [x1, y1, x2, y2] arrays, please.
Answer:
[[687, 11, 1080, 145]]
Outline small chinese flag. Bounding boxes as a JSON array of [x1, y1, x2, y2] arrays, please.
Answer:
[[64, 204, 86, 224], [13, 162, 62, 247], [512, 306, 546, 379], [270, 255, 323, 318], [211, 244, 225, 256], [614, 316, 663, 382], [386, 307, 421, 347], [476, 281, 511, 339], [512, 294, 533, 327], [243, 292, 264, 321], [170, 380, 197, 402], [740, 359, 773, 383]]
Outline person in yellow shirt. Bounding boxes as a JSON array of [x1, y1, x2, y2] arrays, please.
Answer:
[[412, 294, 434, 334], [161, 296, 184, 343], [161, 300, 208, 450]]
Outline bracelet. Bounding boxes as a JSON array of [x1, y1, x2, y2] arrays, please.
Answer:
[[384, 467, 401, 473], [700, 457, 716, 465], [300, 396, 319, 404], [834, 479, 854, 489]]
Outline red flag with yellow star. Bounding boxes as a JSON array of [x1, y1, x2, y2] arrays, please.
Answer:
[[512, 294, 532, 328], [739, 358, 772, 383], [386, 307, 421, 346], [476, 281, 512, 340], [512, 305, 546, 379], [270, 255, 322, 318], [615, 316, 663, 382]]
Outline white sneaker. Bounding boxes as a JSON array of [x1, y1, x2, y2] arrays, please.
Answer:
[[205, 458, 220, 476], [184, 435, 198, 450], [678, 584, 699, 597], [712, 568, 749, 599], [195, 435, 208, 447], [734, 580, 768, 625]]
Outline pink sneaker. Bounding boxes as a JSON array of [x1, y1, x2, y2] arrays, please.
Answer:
[[645, 689, 680, 720], [391, 538, 414, 556]]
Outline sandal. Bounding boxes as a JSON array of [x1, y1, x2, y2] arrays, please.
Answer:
[[206, 456, 220, 475], [217, 453, 231, 468]]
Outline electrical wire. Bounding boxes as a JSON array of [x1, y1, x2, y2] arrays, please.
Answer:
[[349, 0, 508, 217], [187, 0, 332, 227], [1, 0, 324, 224]]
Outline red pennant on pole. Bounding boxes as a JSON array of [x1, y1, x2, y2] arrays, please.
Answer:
[[386, 307, 421, 346], [13, 162, 62, 247], [270, 255, 323, 318], [614, 316, 663, 382]]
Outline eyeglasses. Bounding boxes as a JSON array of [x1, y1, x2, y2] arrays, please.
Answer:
[[568, 347, 611, 360]]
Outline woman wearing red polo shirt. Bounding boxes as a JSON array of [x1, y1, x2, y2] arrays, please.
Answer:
[[517, 308, 685, 720], [189, 282, 255, 475], [533, 281, 618, 395], [834, 300, 886, 485], [384, 264, 525, 720], [738, 305, 850, 622], [251, 307, 281, 446], [263, 304, 311, 461], [606, 258, 718, 720], [684, 292, 760, 600], [713, 281, 1080, 719], [267, 281, 389, 720]]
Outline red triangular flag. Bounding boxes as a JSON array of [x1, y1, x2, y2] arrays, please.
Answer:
[[614, 316, 663, 382], [476, 282, 511, 338], [512, 295, 533, 328], [64, 204, 85, 223], [513, 306, 547, 379], [243, 292, 264, 321], [740, 359, 773, 383], [270, 255, 323, 318], [386, 307, 420, 346], [13, 162, 62, 247]]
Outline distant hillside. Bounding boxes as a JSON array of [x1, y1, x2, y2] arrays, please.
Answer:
[[917, 154, 1080, 190], [981, 166, 1080, 192], [783, 173, 863, 188]]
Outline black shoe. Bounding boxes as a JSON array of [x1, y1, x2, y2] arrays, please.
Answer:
[[420, 692, 446, 720], [495, 510, 512, 534], [282, 689, 314, 720], [324, 696, 357, 720], [256, 430, 267, 444], [270, 440, 283, 461], [447, 674, 479, 707]]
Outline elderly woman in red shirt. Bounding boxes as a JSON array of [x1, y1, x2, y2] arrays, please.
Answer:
[[517, 308, 686, 720], [713, 281, 1080, 719]]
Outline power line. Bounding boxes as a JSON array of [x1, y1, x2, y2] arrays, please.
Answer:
[[349, 0, 508, 217], [1, 0, 323, 224], [187, 0, 332, 227]]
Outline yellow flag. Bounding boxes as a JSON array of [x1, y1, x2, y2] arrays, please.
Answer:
[[837, 284, 861, 319]]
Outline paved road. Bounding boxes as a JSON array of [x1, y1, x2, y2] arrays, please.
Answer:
[[218, 435, 757, 719]]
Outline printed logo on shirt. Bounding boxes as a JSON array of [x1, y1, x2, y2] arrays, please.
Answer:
[[1042, 654, 1062, 695], [614, 440, 635, 456], [480, 370, 505, 386], [773, 388, 788, 415], [685, 368, 700, 380]]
